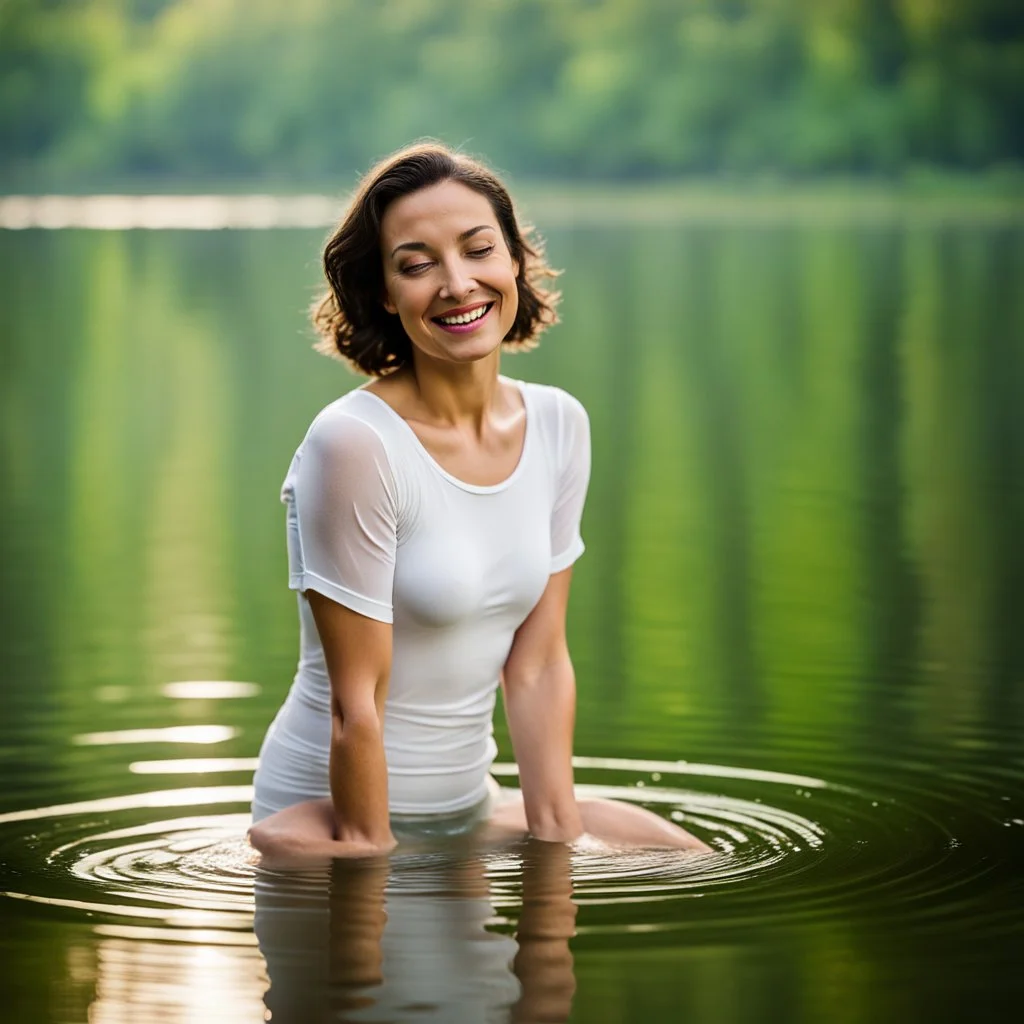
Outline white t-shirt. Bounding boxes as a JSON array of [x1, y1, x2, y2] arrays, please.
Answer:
[[252, 377, 590, 818]]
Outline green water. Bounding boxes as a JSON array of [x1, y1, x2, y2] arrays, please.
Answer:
[[0, 219, 1022, 1022]]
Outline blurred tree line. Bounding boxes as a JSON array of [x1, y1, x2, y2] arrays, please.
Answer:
[[2, 0, 1023, 187]]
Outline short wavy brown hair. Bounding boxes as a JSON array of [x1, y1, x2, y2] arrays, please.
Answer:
[[312, 142, 560, 377]]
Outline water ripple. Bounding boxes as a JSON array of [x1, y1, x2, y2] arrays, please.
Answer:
[[0, 759, 1019, 942]]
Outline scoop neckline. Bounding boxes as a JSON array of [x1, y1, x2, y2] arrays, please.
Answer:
[[355, 376, 532, 495]]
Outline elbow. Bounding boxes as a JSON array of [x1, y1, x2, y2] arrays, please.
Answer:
[[331, 698, 383, 746], [504, 651, 574, 695]]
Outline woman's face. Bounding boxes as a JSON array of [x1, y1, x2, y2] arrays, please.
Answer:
[[380, 180, 519, 368]]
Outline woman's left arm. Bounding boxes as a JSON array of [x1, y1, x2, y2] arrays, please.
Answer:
[[501, 566, 584, 843]]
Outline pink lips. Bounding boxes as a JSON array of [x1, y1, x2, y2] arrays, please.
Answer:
[[432, 302, 494, 334]]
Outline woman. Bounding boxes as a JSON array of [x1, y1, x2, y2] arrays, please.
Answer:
[[248, 143, 709, 859]]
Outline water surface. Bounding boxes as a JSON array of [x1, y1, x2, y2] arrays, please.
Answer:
[[0, 213, 1022, 1022]]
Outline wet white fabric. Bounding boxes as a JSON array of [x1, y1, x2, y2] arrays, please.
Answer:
[[252, 377, 590, 820]]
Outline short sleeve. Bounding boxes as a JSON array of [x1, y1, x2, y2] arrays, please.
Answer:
[[549, 391, 591, 573], [281, 411, 397, 623]]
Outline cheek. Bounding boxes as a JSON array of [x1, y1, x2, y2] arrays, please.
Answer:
[[506, 264, 522, 310], [502, 272, 520, 320], [393, 281, 431, 317]]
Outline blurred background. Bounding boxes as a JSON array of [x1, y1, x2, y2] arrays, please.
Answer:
[[3, 0, 1024, 188], [1, 2, 1023, 1023]]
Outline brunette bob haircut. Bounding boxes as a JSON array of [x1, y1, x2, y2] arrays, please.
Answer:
[[312, 142, 560, 377]]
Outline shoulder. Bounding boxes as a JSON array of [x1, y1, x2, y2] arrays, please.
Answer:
[[518, 381, 590, 468], [301, 389, 399, 454], [512, 379, 590, 486], [290, 389, 402, 485], [516, 379, 589, 435]]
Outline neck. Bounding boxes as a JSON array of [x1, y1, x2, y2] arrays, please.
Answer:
[[406, 349, 506, 429]]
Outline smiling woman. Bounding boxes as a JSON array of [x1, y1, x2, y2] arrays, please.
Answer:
[[248, 142, 710, 861], [311, 143, 559, 377], [379, 183, 521, 370]]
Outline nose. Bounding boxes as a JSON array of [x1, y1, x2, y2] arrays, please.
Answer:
[[438, 258, 476, 302]]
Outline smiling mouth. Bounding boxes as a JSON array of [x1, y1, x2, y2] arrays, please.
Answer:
[[432, 302, 494, 328]]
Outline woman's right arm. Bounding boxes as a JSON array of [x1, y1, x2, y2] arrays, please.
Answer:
[[306, 591, 396, 852], [248, 593, 395, 862], [249, 410, 399, 860]]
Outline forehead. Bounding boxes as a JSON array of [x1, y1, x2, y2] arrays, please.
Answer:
[[380, 180, 499, 248]]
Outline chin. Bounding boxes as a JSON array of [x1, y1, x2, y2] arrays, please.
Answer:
[[446, 342, 503, 365], [427, 330, 506, 365]]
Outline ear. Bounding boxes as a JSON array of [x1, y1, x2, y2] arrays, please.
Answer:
[[382, 291, 397, 315]]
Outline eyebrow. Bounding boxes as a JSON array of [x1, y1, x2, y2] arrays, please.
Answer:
[[390, 224, 493, 260]]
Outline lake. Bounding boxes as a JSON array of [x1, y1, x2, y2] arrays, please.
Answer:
[[0, 203, 1022, 1022]]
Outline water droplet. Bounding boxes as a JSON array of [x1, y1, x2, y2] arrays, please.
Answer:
[[635, 780, 645, 788], [651, 772, 661, 782]]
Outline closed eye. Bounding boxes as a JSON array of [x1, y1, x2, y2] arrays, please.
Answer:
[[399, 262, 433, 276], [467, 245, 494, 258]]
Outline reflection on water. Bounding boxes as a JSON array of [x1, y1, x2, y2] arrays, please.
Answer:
[[256, 851, 528, 1023], [0, 758, 833, 1021], [0, 217, 1022, 1020], [86, 931, 266, 1024], [1, 758, 1021, 1018]]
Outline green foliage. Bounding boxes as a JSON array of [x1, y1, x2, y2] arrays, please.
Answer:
[[1, 0, 1022, 184]]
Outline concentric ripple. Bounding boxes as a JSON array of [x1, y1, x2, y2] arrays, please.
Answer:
[[0, 758, 1021, 943], [0, 788, 257, 928]]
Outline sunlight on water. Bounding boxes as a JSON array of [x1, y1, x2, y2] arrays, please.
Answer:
[[161, 681, 261, 700], [0, 787, 253, 824], [3, 193, 1022, 232], [85, 932, 267, 1024], [129, 758, 260, 775], [0, 194, 341, 230], [73, 727, 239, 746]]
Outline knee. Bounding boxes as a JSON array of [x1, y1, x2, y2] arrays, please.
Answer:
[[577, 798, 712, 852], [247, 818, 299, 857], [247, 820, 273, 854]]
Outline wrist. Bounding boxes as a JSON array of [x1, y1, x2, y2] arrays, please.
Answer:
[[526, 807, 584, 844], [335, 820, 396, 849]]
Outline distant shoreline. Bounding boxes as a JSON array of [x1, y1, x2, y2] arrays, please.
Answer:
[[2, 184, 1021, 231], [4, 169, 1023, 196]]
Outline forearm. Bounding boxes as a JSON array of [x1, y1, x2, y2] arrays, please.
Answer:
[[503, 654, 583, 842], [329, 710, 394, 848]]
